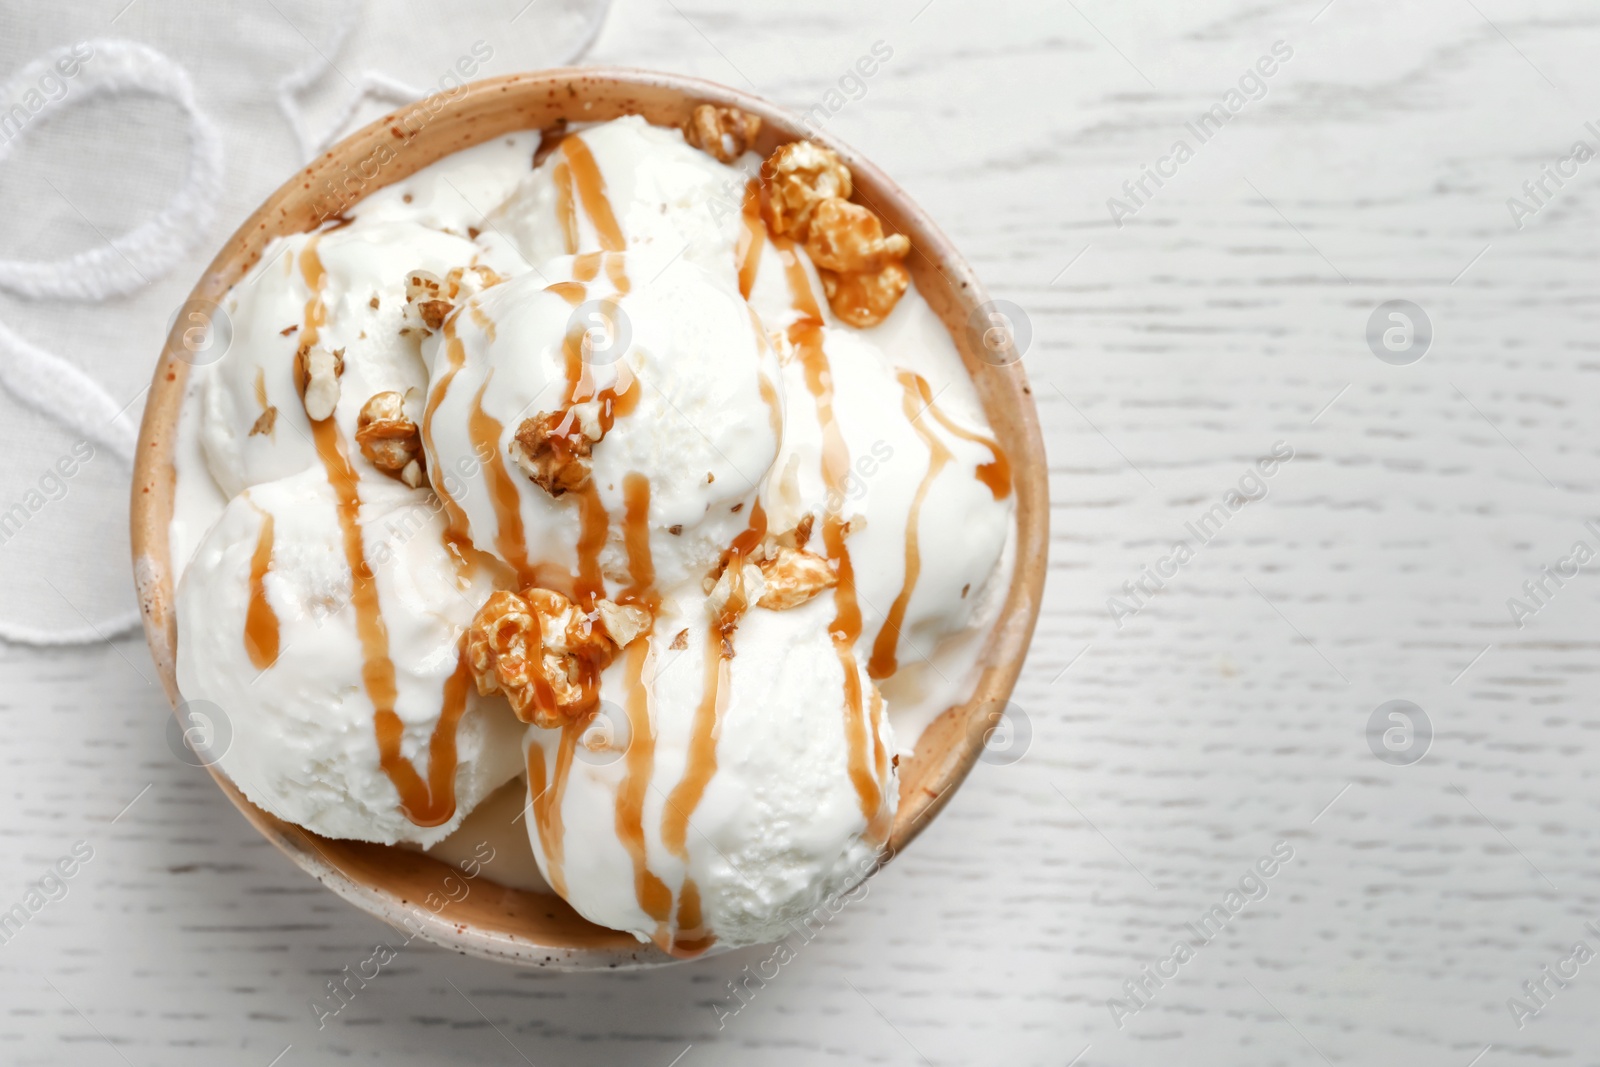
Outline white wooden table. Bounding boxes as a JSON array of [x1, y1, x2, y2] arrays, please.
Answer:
[[4, 0, 1599, 1063]]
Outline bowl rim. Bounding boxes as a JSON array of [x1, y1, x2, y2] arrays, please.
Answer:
[[130, 65, 1049, 968]]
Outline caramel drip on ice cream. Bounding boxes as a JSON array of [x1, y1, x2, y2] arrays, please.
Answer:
[[547, 281, 586, 307], [572, 250, 629, 296], [467, 371, 535, 586], [529, 724, 580, 898], [604, 252, 631, 296], [552, 159, 578, 254], [736, 180, 765, 298], [918, 382, 1011, 500], [568, 482, 608, 606], [868, 370, 953, 680], [614, 473, 678, 946], [554, 319, 639, 605], [776, 239, 884, 834], [467, 300, 496, 343], [662, 501, 767, 865], [670, 880, 715, 958], [561, 313, 640, 425], [561, 137, 626, 251], [243, 505, 280, 670], [616, 632, 672, 932], [374, 643, 473, 827], [422, 320, 474, 553], [666, 648, 729, 856], [778, 241, 824, 321], [746, 307, 785, 445], [621, 472, 655, 599], [296, 239, 465, 826], [757, 371, 783, 446]]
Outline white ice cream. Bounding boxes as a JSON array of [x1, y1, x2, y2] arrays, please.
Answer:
[[486, 115, 743, 278], [200, 220, 520, 497], [170, 115, 1015, 955], [527, 594, 893, 948], [174, 469, 525, 846], [420, 254, 783, 597]]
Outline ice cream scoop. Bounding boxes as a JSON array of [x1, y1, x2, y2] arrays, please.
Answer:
[[175, 467, 525, 846], [486, 114, 744, 279], [418, 253, 784, 599], [200, 220, 519, 497]]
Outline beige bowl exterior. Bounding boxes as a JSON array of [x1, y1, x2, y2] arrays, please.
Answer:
[[130, 68, 1048, 969]]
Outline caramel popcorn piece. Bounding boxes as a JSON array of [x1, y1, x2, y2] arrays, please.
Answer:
[[466, 587, 648, 728], [512, 409, 602, 496], [401, 270, 444, 333], [760, 140, 852, 239], [790, 512, 815, 551], [804, 197, 910, 274], [596, 600, 652, 648], [400, 265, 502, 337], [819, 261, 910, 329], [298, 344, 344, 422], [755, 544, 837, 610], [761, 139, 912, 325], [682, 104, 763, 163], [402, 270, 452, 336], [704, 558, 764, 656], [355, 391, 422, 477]]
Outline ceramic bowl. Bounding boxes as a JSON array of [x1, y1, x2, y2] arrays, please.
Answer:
[[130, 67, 1048, 968]]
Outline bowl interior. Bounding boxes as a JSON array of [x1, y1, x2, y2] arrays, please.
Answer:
[[131, 67, 1048, 968]]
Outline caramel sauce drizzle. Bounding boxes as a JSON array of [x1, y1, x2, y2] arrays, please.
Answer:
[[867, 370, 954, 680], [571, 482, 610, 606], [736, 180, 765, 299], [745, 306, 785, 445], [621, 472, 655, 599], [552, 159, 578, 255], [757, 371, 783, 446], [243, 504, 280, 671], [671, 881, 715, 958], [547, 280, 586, 307], [914, 375, 1011, 500], [604, 251, 631, 296], [468, 299, 497, 343], [294, 239, 469, 827], [523, 148, 663, 919], [560, 137, 626, 251], [614, 481, 672, 939], [375, 645, 473, 827], [467, 371, 536, 586], [775, 239, 885, 835], [661, 498, 767, 934], [555, 321, 639, 605], [422, 320, 474, 547], [616, 638, 672, 929], [654, 498, 788, 961], [420, 311, 519, 586], [529, 723, 579, 898]]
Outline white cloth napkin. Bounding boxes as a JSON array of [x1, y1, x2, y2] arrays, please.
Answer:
[[0, 0, 610, 644]]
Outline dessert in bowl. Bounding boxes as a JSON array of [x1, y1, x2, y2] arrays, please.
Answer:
[[132, 70, 1046, 967]]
